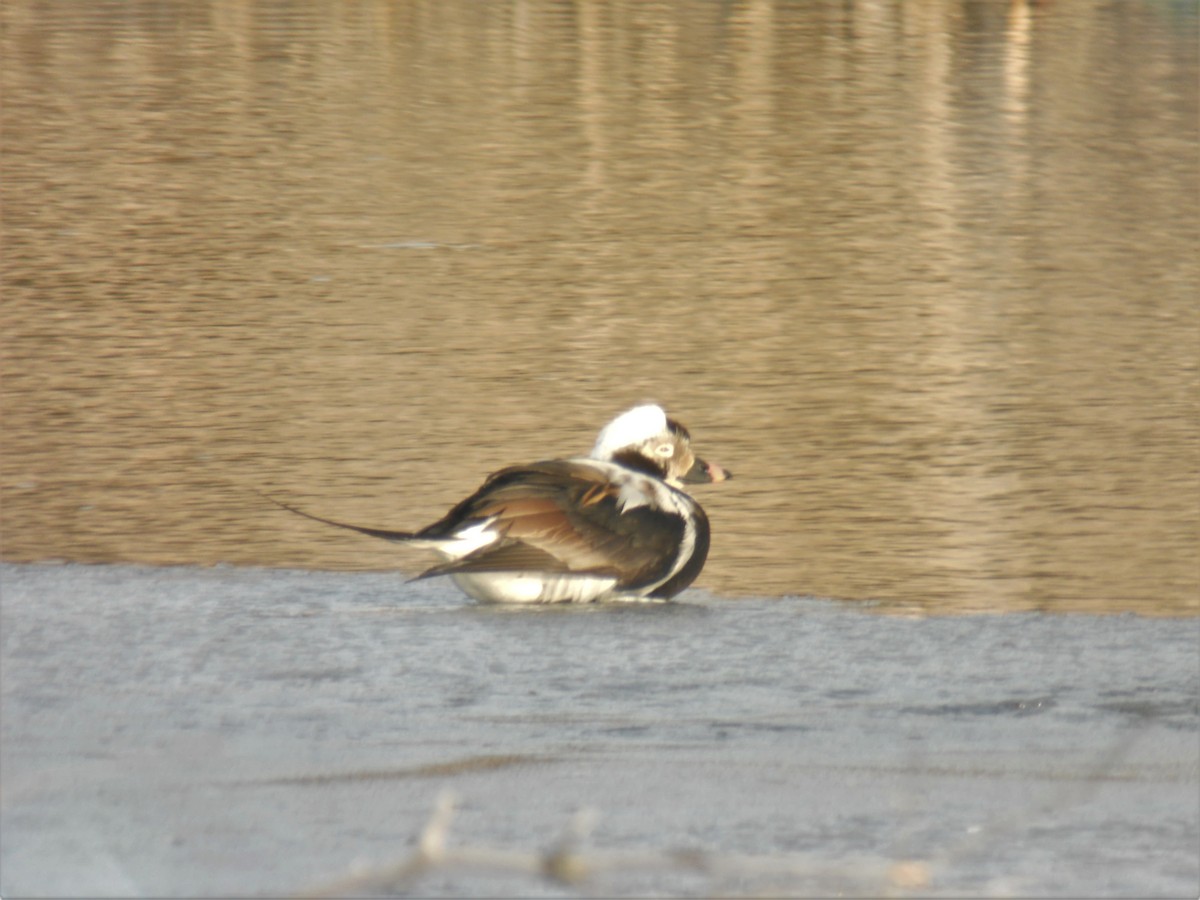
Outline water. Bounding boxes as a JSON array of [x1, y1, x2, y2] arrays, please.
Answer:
[[1, 0, 1196, 613], [2, 562, 1197, 895]]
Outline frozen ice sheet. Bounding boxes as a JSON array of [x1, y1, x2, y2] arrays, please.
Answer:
[[2, 562, 1197, 896]]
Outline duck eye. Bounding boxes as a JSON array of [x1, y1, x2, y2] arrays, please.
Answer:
[[654, 443, 674, 457]]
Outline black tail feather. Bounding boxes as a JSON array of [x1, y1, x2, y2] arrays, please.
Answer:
[[259, 491, 416, 543]]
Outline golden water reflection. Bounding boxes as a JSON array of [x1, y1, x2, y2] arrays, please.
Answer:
[[2, 1, 1197, 613]]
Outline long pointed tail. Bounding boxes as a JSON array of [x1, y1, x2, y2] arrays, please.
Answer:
[[260, 491, 417, 543]]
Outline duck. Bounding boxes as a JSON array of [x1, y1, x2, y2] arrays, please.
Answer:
[[270, 404, 731, 603]]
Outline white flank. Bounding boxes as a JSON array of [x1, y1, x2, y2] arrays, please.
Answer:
[[451, 572, 622, 604]]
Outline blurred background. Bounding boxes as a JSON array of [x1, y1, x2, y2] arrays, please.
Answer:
[[2, 0, 1196, 613]]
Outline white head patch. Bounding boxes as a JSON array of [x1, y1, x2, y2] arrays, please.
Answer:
[[591, 404, 668, 460]]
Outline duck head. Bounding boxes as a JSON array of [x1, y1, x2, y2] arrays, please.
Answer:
[[590, 404, 732, 488]]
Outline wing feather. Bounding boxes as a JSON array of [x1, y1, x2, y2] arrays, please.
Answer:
[[415, 460, 686, 587]]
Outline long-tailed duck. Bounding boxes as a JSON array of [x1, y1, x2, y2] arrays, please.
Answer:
[[272, 404, 730, 603]]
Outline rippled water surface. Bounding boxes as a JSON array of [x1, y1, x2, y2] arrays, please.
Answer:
[[2, 1, 1197, 612]]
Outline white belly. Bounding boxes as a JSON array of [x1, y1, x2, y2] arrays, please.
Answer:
[[450, 571, 649, 604]]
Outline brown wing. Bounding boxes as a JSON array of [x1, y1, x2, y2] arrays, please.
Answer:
[[414, 460, 686, 589]]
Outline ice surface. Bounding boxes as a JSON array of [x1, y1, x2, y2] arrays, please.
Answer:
[[2, 562, 1196, 896]]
